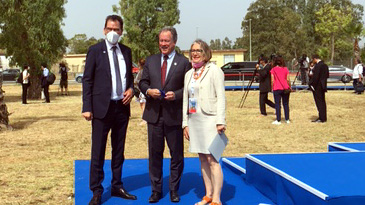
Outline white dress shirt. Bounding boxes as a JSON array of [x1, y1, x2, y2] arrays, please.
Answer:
[[105, 40, 127, 100], [161, 50, 176, 79], [353, 63, 363, 79]]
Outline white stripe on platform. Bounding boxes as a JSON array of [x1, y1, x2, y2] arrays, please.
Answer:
[[246, 154, 329, 200], [328, 142, 360, 152], [222, 158, 246, 174]]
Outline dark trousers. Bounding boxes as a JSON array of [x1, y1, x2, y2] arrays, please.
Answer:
[[353, 79, 362, 94], [147, 112, 184, 193], [300, 68, 308, 85], [273, 90, 290, 121], [90, 101, 129, 194], [312, 86, 327, 121], [259, 92, 275, 115], [22, 83, 29, 104], [43, 85, 50, 102]]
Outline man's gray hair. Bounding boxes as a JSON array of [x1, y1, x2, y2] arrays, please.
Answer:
[[159, 26, 178, 43]]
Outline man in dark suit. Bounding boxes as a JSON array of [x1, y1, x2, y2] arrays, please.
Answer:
[[256, 56, 275, 116], [82, 15, 136, 205], [139, 27, 191, 203], [309, 54, 329, 123]]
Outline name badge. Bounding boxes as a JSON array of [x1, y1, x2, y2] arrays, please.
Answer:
[[189, 98, 197, 114]]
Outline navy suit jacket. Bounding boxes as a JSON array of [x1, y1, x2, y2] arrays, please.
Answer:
[[139, 52, 191, 126], [82, 41, 133, 119]]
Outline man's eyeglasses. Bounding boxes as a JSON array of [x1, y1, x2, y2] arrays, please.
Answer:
[[190, 49, 203, 53]]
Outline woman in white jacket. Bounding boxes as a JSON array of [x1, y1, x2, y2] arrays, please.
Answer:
[[183, 39, 226, 205]]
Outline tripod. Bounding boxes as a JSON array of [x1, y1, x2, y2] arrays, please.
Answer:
[[238, 69, 257, 108]]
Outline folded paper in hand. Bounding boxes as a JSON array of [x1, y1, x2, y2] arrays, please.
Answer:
[[208, 132, 228, 161]]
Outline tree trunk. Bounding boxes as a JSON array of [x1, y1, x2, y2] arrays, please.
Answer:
[[331, 34, 335, 65], [28, 69, 42, 99], [0, 72, 12, 130], [354, 37, 360, 60]]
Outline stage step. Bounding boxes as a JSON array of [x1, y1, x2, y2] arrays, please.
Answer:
[[328, 142, 365, 152], [75, 158, 273, 205], [245, 152, 365, 205]]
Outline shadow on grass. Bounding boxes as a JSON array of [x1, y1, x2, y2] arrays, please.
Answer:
[[4, 90, 82, 103], [11, 115, 77, 130]]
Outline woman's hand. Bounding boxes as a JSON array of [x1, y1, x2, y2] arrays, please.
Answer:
[[217, 124, 226, 134], [183, 126, 189, 141]]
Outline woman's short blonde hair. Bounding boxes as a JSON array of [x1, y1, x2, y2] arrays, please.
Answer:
[[188, 39, 212, 62]]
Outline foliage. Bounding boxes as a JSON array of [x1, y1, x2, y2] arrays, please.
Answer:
[[0, 0, 68, 98], [239, 0, 364, 63], [67, 34, 102, 54], [315, 4, 352, 64], [113, 0, 180, 61]]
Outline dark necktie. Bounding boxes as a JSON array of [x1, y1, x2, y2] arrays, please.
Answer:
[[161, 55, 168, 86], [112, 46, 123, 96]]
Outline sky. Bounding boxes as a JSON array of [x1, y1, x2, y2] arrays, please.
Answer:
[[62, 0, 365, 51]]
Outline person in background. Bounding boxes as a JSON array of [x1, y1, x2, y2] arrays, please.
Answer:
[[183, 39, 226, 205], [22, 65, 30, 104], [353, 58, 363, 94], [41, 63, 50, 103], [256, 56, 275, 116], [134, 58, 146, 125], [308, 54, 329, 123], [138, 26, 191, 203], [82, 15, 136, 205], [270, 56, 291, 125], [59, 63, 69, 95]]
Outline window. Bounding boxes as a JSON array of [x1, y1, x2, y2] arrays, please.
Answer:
[[224, 55, 235, 65]]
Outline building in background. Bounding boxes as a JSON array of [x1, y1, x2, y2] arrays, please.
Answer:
[[182, 49, 247, 68]]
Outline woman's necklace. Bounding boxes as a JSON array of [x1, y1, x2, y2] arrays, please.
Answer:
[[193, 65, 205, 80]]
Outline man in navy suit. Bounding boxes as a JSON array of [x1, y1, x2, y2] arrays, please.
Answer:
[[309, 54, 329, 123], [139, 27, 191, 203], [82, 15, 136, 205]]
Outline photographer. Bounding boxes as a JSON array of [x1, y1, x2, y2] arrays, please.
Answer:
[[256, 56, 275, 116], [298, 54, 309, 85]]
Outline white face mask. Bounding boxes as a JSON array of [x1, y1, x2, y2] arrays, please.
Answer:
[[106, 31, 120, 45]]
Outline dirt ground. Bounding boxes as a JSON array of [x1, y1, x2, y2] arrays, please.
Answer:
[[0, 84, 364, 204]]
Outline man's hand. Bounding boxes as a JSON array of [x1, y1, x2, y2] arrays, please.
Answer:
[[255, 64, 260, 70], [183, 127, 189, 141], [164, 91, 175, 101], [122, 88, 133, 105], [147, 89, 161, 99], [82, 112, 93, 121]]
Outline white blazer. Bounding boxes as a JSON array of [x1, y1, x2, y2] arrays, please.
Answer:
[[182, 62, 226, 128]]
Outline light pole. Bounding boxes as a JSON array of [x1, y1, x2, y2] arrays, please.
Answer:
[[249, 19, 252, 61]]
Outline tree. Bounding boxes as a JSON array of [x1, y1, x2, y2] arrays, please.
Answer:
[[221, 37, 232, 49], [315, 4, 352, 64], [209, 39, 222, 50], [67, 34, 101, 54], [0, 0, 68, 98], [113, 0, 180, 61]]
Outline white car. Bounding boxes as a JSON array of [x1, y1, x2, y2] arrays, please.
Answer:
[[328, 65, 353, 83], [75, 73, 83, 83]]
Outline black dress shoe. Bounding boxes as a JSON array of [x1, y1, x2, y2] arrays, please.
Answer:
[[148, 191, 162, 203], [312, 118, 325, 123], [170, 191, 180, 202], [111, 187, 137, 200], [89, 194, 101, 205]]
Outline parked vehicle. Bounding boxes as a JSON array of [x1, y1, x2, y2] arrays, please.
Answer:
[[221, 61, 258, 81], [1, 69, 20, 81], [298, 65, 353, 83], [328, 65, 353, 83], [75, 63, 140, 83]]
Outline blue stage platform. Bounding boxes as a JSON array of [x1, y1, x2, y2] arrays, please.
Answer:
[[75, 158, 272, 205], [328, 142, 365, 152], [245, 152, 365, 205]]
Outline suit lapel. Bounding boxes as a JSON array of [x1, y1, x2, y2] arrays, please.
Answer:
[[101, 41, 112, 81], [199, 63, 210, 82], [119, 43, 130, 81]]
